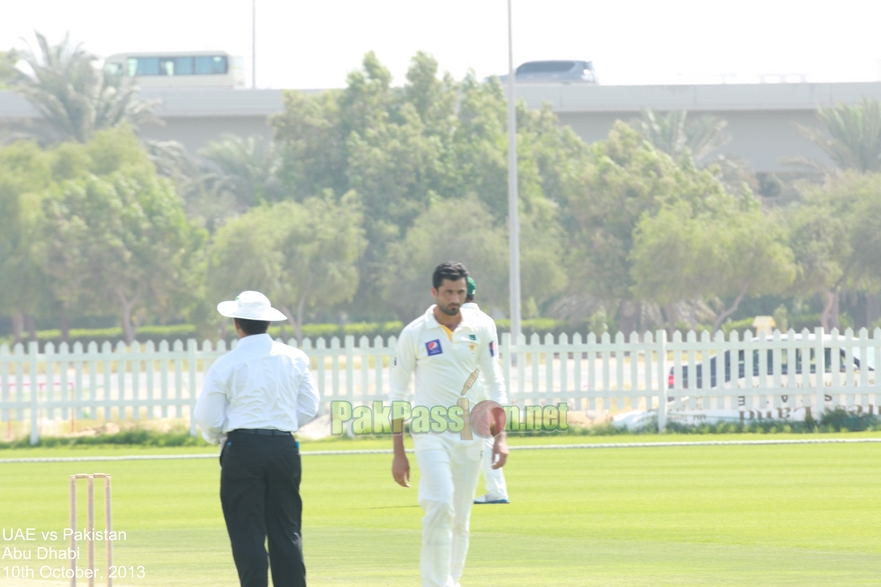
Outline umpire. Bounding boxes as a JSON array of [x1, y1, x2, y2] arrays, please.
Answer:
[[195, 291, 319, 587]]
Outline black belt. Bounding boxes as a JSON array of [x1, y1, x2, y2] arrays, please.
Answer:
[[230, 429, 292, 436]]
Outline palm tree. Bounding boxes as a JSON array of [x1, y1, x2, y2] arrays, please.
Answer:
[[177, 135, 281, 234], [789, 98, 881, 173], [0, 49, 19, 89], [7, 32, 157, 143], [631, 109, 757, 195], [788, 98, 881, 331], [631, 109, 731, 163], [198, 135, 281, 207], [4, 33, 199, 341], [10, 33, 200, 199]]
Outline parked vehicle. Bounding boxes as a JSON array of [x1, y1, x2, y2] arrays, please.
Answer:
[[667, 334, 875, 390], [103, 51, 246, 89], [495, 60, 597, 84]]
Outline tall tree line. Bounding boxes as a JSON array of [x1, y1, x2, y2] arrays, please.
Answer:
[[3, 34, 881, 343]]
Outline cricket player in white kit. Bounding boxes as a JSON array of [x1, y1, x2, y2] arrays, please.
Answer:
[[461, 277, 509, 505], [390, 262, 509, 587]]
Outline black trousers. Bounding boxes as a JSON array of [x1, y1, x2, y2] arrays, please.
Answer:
[[220, 431, 305, 587]]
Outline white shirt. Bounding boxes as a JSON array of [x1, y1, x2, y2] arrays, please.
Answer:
[[390, 305, 507, 407], [460, 302, 504, 401], [194, 333, 320, 444]]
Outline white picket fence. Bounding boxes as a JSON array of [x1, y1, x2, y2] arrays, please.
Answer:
[[2, 327, 880, 444]]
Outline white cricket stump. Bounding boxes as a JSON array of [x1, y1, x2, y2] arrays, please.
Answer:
[[69, 474, 112, 587]]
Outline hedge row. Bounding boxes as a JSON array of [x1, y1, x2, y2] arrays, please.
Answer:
[[0, 427, 201, 449], [268, 319, 576, 342], [0, 324, 198, 348], [3, 316, 832, 349], [0, 318, 576, 348]]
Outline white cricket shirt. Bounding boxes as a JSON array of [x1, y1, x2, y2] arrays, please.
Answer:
[[460, 302, 504, 401], [390, 305, 507, 408], [194, 333, 320, 444]]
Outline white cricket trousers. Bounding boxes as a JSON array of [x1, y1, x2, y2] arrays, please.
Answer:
[[413, 433, 483, 587], [480, 436, 508, 500]]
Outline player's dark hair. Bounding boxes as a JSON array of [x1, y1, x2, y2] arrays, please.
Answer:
[[234, 317, 271, 335], [465, 293, 474, 303], [432, 262, 469, 289]]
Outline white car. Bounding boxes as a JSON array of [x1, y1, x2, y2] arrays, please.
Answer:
[[658, 333, 877, 426], [668, 334, 875, 392]]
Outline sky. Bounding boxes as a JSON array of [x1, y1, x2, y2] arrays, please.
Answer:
[[2, 0, 880, 89]]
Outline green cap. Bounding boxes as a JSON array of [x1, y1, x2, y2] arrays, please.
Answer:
[[467, 276, 476, 297]]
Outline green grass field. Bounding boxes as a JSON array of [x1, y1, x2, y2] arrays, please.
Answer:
[[1, 434, 880, 586]]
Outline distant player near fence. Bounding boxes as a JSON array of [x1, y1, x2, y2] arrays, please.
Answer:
[[461, 276, 510, 505]]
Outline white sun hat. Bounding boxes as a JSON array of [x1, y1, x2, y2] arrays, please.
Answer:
[[217, 291, 288, 322]]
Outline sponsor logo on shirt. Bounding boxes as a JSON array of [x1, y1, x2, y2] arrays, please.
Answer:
[[468, 334, 477, 341], [489, 341, 495, 357], [426, 339, 443, 356]]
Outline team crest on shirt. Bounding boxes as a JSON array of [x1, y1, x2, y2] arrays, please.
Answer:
[[468, 334, 477, 341], [426, 339, 443, 356]]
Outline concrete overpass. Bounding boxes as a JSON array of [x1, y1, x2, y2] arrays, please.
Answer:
[[517, 82, 881, 173], [0, 87, 284, 154], [3, 82, 881, 173]]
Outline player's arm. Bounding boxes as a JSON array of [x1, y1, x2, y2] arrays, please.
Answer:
[[477, 325, 510, 468], [389, 330, 416, 487], [194, 364, 227, 444]]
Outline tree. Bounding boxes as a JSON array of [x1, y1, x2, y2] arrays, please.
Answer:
[[448, 74, 509, 218], [346, 102, 444, 252], [402, 51, 457, 135], [703, 205, 796, 332], [788, 200, 850, 331], [0, 49, 18, 89], [628, 201, 706, 329], [379, 197, 509, 321], [272, 89, 348, 201], [631, 109, 758, 195], [559, 121, 733, 332], [272, 53, 458, 317], [198, 135, 282, 207], [207, 192, 366, 342], [9, 32, 156, 144], [518, 206, 569, 318], [270, 52, 578, 321], [0, 141, 53, 342], [788, 98, 881, 327], [7, 32, 197, 201], [178, 135, 283, 234], [788, 172, 881, 330], [630, 197, 796, 332], [792, 98, 881, 173], [36, 127, 203, 343], [630, 110, 731, 163]]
